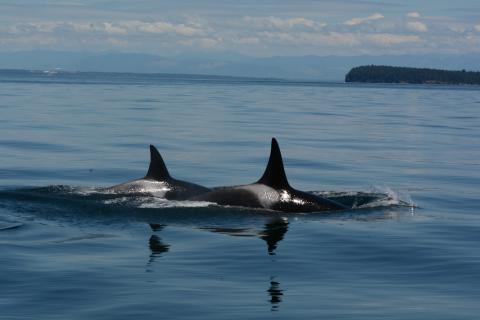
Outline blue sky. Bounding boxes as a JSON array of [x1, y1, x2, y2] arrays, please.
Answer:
[[1, 0, 480, 56]]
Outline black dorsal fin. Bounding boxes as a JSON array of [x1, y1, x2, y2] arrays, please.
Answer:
[[257, 138, 290, 189], [145, 145, 171, 180]]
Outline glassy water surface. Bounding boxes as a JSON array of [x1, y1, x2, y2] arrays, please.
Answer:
[[1, 71, 479, 319]]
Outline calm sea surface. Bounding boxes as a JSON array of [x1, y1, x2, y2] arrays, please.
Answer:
[[0, 71, 479, 319]]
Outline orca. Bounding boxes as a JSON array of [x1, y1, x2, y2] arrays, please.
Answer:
[[105, 145, 210, 200], [191, 138, 347, 213]]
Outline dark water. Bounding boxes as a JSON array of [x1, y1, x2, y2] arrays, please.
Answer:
[[1, 71, 479, 319]]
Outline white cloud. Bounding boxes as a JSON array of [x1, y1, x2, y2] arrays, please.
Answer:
[[366, 33, 421, 45], [7, 20, 204, 37], [103, 23, 128, 35], [31, 22, 60, 33], [243, 16, 326, 30], [407, 12, 421, 18], [257, 31, 360, 46], [114, 21, 203, 36], [344, 13, 384, 26], [305, 32, 360, 46], [1, 13, 479, 56], [406, 21, 428, 32], [448, 25, 466, 33], [256, 31, 422, 47], [180, 37, 222, 48], [70, 22, 98, 33]]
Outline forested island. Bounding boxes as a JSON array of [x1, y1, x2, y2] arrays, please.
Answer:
[[345, 65, 480, 85]]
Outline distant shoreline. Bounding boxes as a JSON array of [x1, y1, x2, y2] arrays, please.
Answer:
[[0, 68, 343, 85], [345, 65, 480, 85], [1, 68, 479, 89]]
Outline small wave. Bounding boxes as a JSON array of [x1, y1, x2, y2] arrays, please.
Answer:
[[314, 186, 415, 209], [70, 186, 104, 195], [102, 196, 135, 205], [138, 199, 213, 209], [54, 233, 116, 243], [99, 194, 213, 209], [12, 185, 83, 194], [83, 189, 214, 208], [0, 222, 24, 231], [75, 186, 215, 209]]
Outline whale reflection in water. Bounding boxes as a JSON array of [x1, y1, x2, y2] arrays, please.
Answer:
[[149, 235, 170, 255], [268, 277, 284, 312], [147, 223, 170, 267], [198, 217, 289, 256], [145, 218, 287, 310], [146, 217, 289, 257], [202, 218, 288, 311], [198, 218, 288, 311], [259, 218, 289, 255]]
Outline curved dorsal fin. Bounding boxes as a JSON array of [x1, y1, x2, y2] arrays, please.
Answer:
[[257, 138, 290, 189], [145, 145, 171, 180]]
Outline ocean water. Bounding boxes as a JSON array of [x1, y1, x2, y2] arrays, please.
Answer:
[[0, 71, 479, 319]]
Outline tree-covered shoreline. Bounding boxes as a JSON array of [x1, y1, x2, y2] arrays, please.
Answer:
[[345, 65, 480, 85]]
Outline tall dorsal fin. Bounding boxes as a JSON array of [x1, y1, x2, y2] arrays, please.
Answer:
[[145, 145, 171, 180], [257, 138, 290, 189]]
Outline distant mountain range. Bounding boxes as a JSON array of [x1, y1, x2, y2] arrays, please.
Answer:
[[0, 51, 478, 81]]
